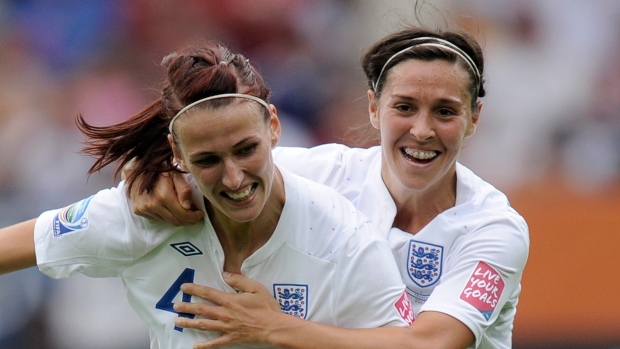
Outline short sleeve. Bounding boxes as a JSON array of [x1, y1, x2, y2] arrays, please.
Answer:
[[419, 216, 529, 346], [34, 181, 177, 279], [273, 144, 350, 188]]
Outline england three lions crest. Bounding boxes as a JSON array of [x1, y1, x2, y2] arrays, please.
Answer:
[[273, 284, 308, 319], [408, 240, 443, 287]]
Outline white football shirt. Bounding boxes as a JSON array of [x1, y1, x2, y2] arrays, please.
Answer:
[[273, 144, 530, 349], [34, 167, 411, 349]]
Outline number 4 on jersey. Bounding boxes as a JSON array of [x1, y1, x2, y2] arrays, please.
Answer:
[[156, 268, 196, 332]]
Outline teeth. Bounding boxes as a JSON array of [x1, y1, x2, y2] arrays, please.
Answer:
[[227, 185, 254, 201], [403, 148, 437, 160]]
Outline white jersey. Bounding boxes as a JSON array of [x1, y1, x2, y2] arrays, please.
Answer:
[[34, 168, 412, 349], [273, 144, 530, 349]]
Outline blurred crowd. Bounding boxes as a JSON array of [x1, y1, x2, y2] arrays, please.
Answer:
[[0, 1, 619, 348]]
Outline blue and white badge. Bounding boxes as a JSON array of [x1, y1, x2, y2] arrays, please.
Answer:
[[52, 196, 93, 237], [407, 240, 443, 287], [273, 284, 308, 319]]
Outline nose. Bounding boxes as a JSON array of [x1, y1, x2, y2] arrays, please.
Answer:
[[221, 159, 243, 189], [409, 113, 435, 140]]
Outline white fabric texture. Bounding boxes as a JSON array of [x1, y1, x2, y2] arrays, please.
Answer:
[[272, 144, 530, 349], [34, 167, 409, 349]]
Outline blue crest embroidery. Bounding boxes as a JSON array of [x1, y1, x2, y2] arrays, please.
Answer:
[[273, 284, 308, 319], [407, 240, 443, 287]]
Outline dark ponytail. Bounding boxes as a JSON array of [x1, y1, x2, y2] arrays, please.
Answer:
[[76, 40, 272, 193]]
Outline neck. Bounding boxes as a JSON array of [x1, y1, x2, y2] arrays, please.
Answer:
[[388, 170, 457, 234], [208, 169, 285, 273]]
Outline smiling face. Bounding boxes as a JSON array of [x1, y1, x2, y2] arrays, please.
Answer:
[[169, 99, 281, 223], [369, 59, 481, 198]]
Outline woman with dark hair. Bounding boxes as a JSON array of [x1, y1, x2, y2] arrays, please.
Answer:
[[0, 40, 412, 348], [129, 26, 530, 349]]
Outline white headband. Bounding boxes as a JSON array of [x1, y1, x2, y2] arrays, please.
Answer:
[[372, 36, 481, 92], [168, 93, 270, 134]]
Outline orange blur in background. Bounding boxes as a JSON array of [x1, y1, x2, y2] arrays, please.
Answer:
[[509, 177, 620, 348]]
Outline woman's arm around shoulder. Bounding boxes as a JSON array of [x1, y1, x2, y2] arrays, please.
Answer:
[[273, 144, 377, 188], [174, 273, 475, 349], [124, 164, 204, 226], [265, 311, 474, 349]]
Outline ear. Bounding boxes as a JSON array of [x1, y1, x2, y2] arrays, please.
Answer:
[[466, 101, 482, 137], [168, 134, 188, 171], [367, 90, 380, 130], [268, 104, 281, 147]]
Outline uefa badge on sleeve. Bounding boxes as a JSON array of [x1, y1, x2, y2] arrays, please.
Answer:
[[273, 284, 308, 319]]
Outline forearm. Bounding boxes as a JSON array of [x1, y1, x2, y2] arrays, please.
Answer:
[[0, 219, 38, 274], [266, 314, 414, 349], [266, 311, 473, 349], [176, 277, 474, 349]]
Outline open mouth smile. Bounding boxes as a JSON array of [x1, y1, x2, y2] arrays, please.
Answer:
[[402, 147, 438, 163], [221, 183, 258, 202]]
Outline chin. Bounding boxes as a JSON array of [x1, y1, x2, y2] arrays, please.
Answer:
[[228, 204, 265, 223]]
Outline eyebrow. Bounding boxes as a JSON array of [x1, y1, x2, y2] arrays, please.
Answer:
[[390, 94, 417, 103], [231, 136, 257, 148], [391, 94, 463, 105], [188, 136, 258, 158]]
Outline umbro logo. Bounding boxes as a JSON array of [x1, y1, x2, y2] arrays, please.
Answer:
[[171, 241, 203, 256]]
